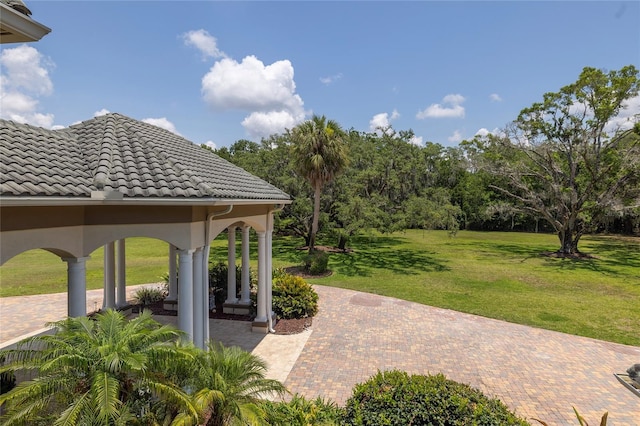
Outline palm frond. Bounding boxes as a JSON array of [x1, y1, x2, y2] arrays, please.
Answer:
[[54, 390, 91, 426], [93, 371, 121, 422]]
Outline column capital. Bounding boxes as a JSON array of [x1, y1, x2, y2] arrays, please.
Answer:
[[177, 248, 196, 255]]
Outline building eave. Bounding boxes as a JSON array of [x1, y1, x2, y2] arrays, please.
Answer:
[[0, 196, 292, 207], [0, 2, 51, 44]]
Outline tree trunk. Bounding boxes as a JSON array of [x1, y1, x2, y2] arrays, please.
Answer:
[[557, 227, 581, 256], [337, 234, 347, 251], [309, 182, 322, 253]]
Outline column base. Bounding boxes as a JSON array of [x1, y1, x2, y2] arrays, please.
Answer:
[[252, 313, 277, 333], [223, 301, 252, 315], [163, 299, 178, 311]]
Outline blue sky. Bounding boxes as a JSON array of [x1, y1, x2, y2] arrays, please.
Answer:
[[1, 1, 639, 148]]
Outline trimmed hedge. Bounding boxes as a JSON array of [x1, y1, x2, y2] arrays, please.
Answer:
[[343, 370, 530, 425]]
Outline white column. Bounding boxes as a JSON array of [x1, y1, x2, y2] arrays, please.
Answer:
[[254, 231, 267, 323], [177, 249, 195, 340], [115, 239, 127, 307], [240, 225, 251, 304], [167, 245, 178, 301], [203, 247, 210, 347], [192, 248, 204, 349], [267, 227, 274, 321], [63, 256, 89, 317], [226, 226, 238, 304], [103, 242, 115, 310]]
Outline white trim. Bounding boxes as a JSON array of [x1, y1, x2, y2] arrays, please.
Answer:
[[0, 2, 51, 44]]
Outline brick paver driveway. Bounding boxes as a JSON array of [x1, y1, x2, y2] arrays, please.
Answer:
[[285, 285, 639, 426]]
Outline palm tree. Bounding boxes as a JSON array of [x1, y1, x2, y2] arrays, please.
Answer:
[[0, 309, 198, 425], [290, 115, 348, 252], [181, 342, 287, 426]]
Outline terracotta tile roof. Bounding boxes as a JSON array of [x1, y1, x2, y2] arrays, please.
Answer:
[[0, 113, 290, 201]]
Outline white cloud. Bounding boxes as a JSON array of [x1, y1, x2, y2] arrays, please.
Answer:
[[489, 93, 503, 102], [94, 108, 110, 117], [201, 55, 306, 138], [241, 110, 304, 139], [0, 91, 38, 115], [448, 129, 463, 143], [0, 45, 53, 95], [369, 109, 400, 135], [409, 135, 423, 146], [142, 117, 182, 136], [475, 127, 503, 137], [417, 94, 465, 119], [565, 95, 639, 134], [203, 140, 217, 149], [182, 29, 226, 60], [605, 94, 640, 133], [0, 45, 54, 127], [320, 73, 343, 85], [202, 56, 303, 112]]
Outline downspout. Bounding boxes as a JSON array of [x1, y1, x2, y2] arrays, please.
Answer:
[[203, 205, 234, 344], [266, 204, 286, 333]]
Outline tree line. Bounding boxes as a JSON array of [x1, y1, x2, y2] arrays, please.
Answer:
[[211, 66, 640, 256]]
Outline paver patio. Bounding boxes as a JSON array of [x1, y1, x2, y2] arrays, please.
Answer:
[[284, 286, 639, 425]]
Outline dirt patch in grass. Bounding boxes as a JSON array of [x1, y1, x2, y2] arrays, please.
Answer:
[[540, 251, 597, 259], [284, 266, 333, 279]]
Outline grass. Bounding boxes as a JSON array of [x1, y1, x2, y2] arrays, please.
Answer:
[[0, 238, 170, 296], [1, 231, 638, 346]]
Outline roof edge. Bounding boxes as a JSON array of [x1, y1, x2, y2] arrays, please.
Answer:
[[0, 196, 292, 207], [0, 2, 51, 44]]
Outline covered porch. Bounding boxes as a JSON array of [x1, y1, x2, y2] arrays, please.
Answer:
[[0, 113, 291, 347]]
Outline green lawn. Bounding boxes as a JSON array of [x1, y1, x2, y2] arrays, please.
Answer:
[[1, 231, 638, 346], [0, 238, 170, 297]]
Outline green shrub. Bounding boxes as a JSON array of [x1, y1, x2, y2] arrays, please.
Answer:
[[343, 370, 530, 426], [262, 394, 343, 425], [272, 267, 289, 280], [303, 250, 330, 275], [272, 274, 319, 319], [134, 286, 166, 306], [208, 262, 258, 310]]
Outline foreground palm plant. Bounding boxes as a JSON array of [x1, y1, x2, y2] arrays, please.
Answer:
[[533, 407, 609, 426], [177, 342, 287, 426], [0, 309, 198, 425]]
